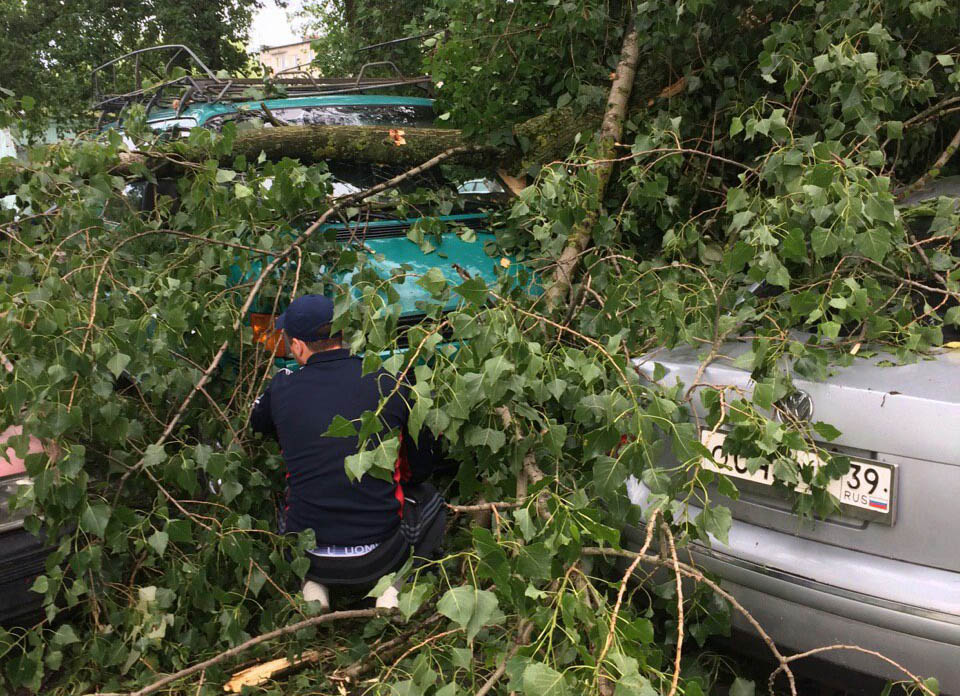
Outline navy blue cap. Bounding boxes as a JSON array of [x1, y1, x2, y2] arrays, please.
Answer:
[[275, 294, 334, 342]]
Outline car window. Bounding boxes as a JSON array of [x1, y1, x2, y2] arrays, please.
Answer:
[[205, 103, 435, 131], [146, 117, 199, 136], [456, 178, 505, 195], [268, 104, 435, 127], [325, 162, 509, 205]]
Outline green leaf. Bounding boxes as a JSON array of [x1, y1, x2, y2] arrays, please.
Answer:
[[464, 426, 506, 453], [453, 278, 489, 305], [811, 227, 839, 258], [367, 572, 399, 599], [166, 519, 192, 543], [398, 583, 433, 620], [729, 116, 744, 136], [291, 556, 310, 579], [513, 508, 537, 541], [593, 456, 626, 498], [325, 415, 358, 438], [730, 678, 756, 696], [522, 662, 568, 696], [344, 438, 399, 483], [863, 196, 896, 225], [945, 305, 960, 326], [855, 228, 892, 261], [30, 575, 48, 594], [516, 543, 553, 580], [80, 502, 111, 538], [614, 673, 658, 696], [234, 183, 253, 198], [820, 321, 841, 339], [215, 169, 237, 183], [344, 450, 377, 482], [812, 422, 841, 441], [51, 624, 79, 648], [437, 585, 500, 642], [437, 586, 475, 628], [143, 444, 167, 467], [147, 530, 169, 557], [106, 353, 131, 378], [936, 54, 955, 67], [417, 267, 448, 296], [699, 504, 732, 545], [483, 355, 514, 383], [220, 479, 243, 503]]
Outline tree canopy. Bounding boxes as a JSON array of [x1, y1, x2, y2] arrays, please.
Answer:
[[0, 0, 264, 122], [0, 1, 958, 695]]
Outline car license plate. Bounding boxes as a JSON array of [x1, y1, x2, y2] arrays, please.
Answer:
[[700, 430, 897, 524]]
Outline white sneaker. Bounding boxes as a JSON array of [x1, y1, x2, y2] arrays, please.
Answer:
[[302, 581, 330, 610], [375, 585, 400, 609]]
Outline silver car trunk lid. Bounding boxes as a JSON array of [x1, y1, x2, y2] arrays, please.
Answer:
[[634, 344, 960, 572]]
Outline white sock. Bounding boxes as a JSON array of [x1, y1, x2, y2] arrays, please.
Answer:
[[375, 585, 400, 609], [302, 581, 330, 610]]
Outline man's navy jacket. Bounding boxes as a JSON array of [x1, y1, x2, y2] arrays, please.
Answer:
[[250, 348, 438, 546]]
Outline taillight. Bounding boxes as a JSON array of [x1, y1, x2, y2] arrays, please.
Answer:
[[249, 313, 289, 358]]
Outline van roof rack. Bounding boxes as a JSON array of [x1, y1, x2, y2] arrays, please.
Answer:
[[92, 45, 432, 126]]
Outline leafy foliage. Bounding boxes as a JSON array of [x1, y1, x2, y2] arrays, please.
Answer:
[[296, 0, 433, 78], [1, 1, 959, 695]]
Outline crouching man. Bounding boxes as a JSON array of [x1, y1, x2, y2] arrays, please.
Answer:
[[249, 294, 445, 610]]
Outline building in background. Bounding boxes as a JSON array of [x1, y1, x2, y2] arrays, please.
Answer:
[[259, 39, 317, 76]]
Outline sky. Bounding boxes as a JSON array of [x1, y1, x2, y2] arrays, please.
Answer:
[[247, 0, 306, 51]]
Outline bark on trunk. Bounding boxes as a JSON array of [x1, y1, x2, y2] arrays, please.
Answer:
[[199, 108, 598, 172], [225, 125, 491, 170], [544, 16, 642, 309]]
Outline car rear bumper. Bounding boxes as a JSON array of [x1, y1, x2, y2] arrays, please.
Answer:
[[622, 514, 960, 691], [0, 527, 46, 625]]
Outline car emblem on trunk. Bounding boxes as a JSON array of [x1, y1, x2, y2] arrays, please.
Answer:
[[774, 390, 813, 422]]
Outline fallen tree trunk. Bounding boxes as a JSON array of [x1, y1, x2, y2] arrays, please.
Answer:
[[225, 124, 488, 169], [185, 108, 597, 173], [0, 107, 601, 188]]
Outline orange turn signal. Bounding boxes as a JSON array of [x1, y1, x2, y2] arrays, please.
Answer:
[[249, 313, 289, 358]]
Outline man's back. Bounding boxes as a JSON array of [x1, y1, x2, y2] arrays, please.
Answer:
[[251, 348, 409, 546]]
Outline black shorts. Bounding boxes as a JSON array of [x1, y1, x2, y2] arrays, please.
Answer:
[[303, 482, 446, 587]]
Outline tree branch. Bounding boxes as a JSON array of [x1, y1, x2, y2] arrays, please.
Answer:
[[86, 608, 394, 696], [545, 12, 641, 308]]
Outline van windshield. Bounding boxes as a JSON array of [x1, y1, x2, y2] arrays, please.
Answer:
[[326, 161, 506, 200], [205, 103, 436, 130]]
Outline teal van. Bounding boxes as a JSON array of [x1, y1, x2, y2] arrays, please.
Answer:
[[93, 47, 517, 362]]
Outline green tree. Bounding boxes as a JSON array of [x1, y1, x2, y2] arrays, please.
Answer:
[[295, 0, 432, 77], [0, 1, 958, 695], [0, 0, 263, 122]]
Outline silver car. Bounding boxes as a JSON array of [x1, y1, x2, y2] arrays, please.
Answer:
[[627, 182, 960, 691], [628, 343, 960, 689]]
